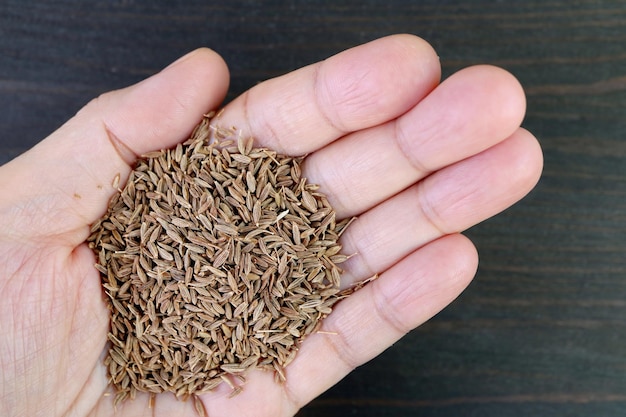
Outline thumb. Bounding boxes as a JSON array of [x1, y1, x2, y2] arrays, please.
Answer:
[[0, 48, 229, 246]]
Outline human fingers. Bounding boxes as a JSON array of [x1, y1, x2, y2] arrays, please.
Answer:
[[338, 128, 543, 286], [215, 34, 440, 155], [0, 48, 229, 244], [282, 234, 479, 412], [302, 65, 527, 218]]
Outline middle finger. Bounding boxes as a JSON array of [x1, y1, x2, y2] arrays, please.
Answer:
[[303, 65, 527, 218]]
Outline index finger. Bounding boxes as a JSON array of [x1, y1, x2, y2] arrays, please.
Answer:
[[216, 34, 441, 155], [0, 48, 230, 244]]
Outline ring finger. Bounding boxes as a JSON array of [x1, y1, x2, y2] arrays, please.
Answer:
[[337, 127, 543, 287]]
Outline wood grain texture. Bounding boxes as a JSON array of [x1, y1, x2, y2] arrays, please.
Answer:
[[1, 1, 625, 416]]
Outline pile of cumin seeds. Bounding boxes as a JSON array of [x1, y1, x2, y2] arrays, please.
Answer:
[[88, 114, 352, 406]]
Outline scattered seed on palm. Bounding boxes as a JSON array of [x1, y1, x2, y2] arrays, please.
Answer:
[[88, 113, 351, 406]]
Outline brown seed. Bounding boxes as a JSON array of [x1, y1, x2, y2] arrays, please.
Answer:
[[87, 114, 354, 410], [112, 173, 121, 189], [193, 395, 207, 417]]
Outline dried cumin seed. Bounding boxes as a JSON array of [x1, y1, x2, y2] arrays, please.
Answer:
[[231, 153, 252, 164], [245, 170, 257, 193], [273, 362, 287, 384], [329, 253, 352, 264], [232, 301, 248, 318], [192, 340, 213, 355], [171, 217, 195, 229], [212, 248, 230, 268], [193, 395, 207, 417], [214, 223, 239, 236], [156, 245, 174, 261], [112, 173, 121, 189]]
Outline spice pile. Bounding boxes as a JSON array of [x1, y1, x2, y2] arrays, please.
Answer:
[[88, 114, 350, 406]]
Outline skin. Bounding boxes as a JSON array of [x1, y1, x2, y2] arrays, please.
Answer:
[[0, 34, 543, 417]]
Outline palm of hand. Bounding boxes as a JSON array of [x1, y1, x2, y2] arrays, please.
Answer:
[[0, 35, 542, 417]]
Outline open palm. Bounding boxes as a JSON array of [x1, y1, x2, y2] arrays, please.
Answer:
[[0, 35, 542, 417]]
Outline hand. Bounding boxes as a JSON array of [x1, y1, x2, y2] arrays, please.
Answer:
[[0, 34, 542, 417]]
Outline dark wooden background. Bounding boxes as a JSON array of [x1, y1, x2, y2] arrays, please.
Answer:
[[2, 1, 626, 416]]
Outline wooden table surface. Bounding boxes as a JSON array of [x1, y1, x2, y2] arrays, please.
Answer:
[[2, 1, 625, 416]]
